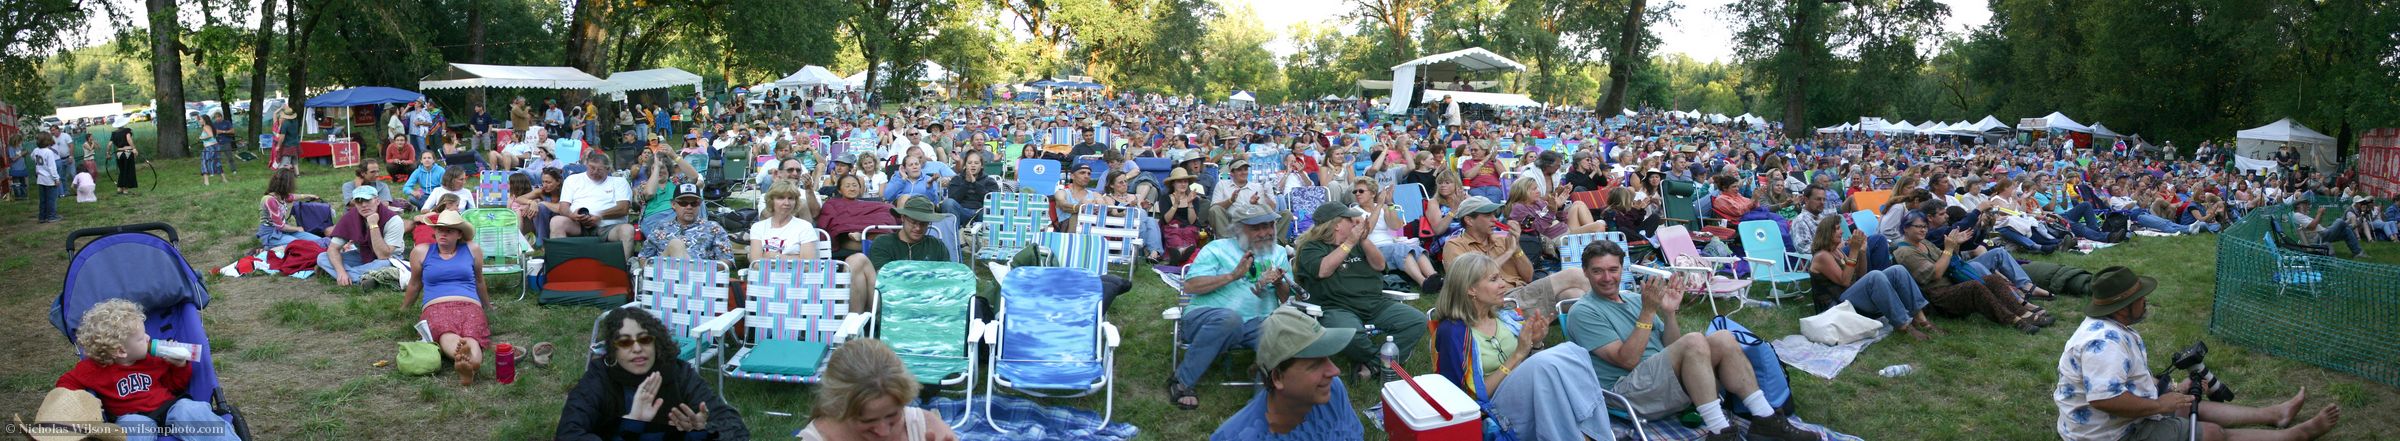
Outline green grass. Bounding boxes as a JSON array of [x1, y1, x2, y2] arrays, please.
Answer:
[[0, 122, 2393, 439]]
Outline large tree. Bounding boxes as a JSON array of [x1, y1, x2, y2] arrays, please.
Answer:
[[1724, 0, 1946, 135], [145, 0, 190, 157], [0, 0, 91, 117]]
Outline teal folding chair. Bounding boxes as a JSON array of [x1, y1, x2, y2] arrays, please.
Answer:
[[723, 258, 854, 387], [858, 261, 984, 428], [1736, 220, 1811, 304]]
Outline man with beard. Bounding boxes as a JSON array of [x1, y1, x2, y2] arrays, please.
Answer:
[[2053, 267, 2341, 441], [1166, 203, 1292, 411]]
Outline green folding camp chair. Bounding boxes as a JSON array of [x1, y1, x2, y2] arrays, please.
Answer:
[[461, 208, 530, 300]]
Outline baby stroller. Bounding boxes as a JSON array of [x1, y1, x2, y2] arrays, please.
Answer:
[[49, 223, 252, 440]]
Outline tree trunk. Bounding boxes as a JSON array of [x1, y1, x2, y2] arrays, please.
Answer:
[[148, 0, 190, 158], [1600, 0, 1645, 114], [467, 0, 485, 108], [248, 0, 278, 147], [563, 0, 610, 104], [286, 0, 325, 143], [1779, 2, 1814, 138]]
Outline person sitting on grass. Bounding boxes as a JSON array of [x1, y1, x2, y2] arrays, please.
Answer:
[[1805, 217, 1938, 340], [1210, 306, 1362, 440], [403, 150, 446, 209], [53, 299, 243, 441], [557, 307, 748, 440], [1564, 240, 1812, 441], [795, 338, 958, 441], [403, 211, 491, 386], [639, 183, 734, 262], [1892, 210, 2053, 334], [320, 187, 408, 288], [2053, 266, 2341, 441], [256, 169, 324, 249], [419, 166, 478, 213], [1169, 203, 1292, 411]]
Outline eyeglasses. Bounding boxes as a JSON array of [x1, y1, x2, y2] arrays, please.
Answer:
[[782, 168, 805, 173], [612, 334, 655, 348], [675, 199, 699, 207], [1353, 189, 1369, 194]]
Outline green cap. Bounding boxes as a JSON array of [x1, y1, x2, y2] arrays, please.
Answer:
[[1311, 201, 1365, 226], [1256, 306, 1354, 373]]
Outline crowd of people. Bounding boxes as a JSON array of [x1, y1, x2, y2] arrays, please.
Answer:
[[29, 85, 2388, 440]]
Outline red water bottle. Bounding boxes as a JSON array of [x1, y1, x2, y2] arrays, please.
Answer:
[[494, 343, 516, 384]]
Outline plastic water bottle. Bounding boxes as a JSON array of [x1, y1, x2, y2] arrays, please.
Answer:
[[149, 339, 198, 363], [495, 343, 517, 385], [1878, 364, 1916, 378], [1379, 336, 1399, 363]]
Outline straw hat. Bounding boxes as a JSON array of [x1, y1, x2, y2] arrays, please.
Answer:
[[1163, 168, 1198, 186], [430, 211, 475, 242], [12, 388, 126, 441]]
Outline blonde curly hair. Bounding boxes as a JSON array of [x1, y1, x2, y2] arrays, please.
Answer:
[[77, 299, 147, 363]]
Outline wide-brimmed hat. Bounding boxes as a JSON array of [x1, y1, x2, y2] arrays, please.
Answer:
[[1229, 159, 1250, 171], [16, 388, 125, 441], [2084, 266, 2156, 318], [430, 211, 475, 241], [894, 196, 952, 222], [1164, 168, 1198, 185]]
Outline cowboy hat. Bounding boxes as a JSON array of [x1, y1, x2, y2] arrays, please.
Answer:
[[1163, 168, 1198, 185], [13, 388, 126, 441], [2084, 266, 2156, 318], [430, 211, 476, 242]]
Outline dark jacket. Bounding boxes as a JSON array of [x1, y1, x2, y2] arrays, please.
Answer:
[[556, 358, 748, 441]]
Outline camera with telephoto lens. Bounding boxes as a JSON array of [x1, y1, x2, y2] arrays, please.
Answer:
[[2160, 342, 2236, 402]]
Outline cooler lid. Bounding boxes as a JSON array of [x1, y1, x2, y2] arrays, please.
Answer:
[[1380, 373, 1482, 429]]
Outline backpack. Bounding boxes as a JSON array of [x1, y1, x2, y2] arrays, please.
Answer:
[[2101, 211, 2132, 243], [1706, 316, 1794, 416]]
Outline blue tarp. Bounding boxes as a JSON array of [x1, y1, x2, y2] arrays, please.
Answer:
[[304, 87, 425, 108]]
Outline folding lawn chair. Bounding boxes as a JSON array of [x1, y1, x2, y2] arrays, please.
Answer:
[[723, 258, 854, 387], [611, 257, 743, 389], [1160, 287, 1261, 387], [462, 208, 531, 300], [983, 266, 1119, 433], [1017, 159, 1063, 196], [1282, 186, 1329, 240], [2263, 232, 2323, 295], [1074, 205, 1146, 275], [1037, 231, 1109, 276], [855, 261, 985, 428], [1656, 225, 1755, 316], [975, 192, 1051, 262], [1556, 231, 1632, 292], [1736, 220, 1811, 304]]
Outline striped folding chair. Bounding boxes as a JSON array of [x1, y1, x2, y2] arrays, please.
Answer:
[[723, 258, 855, 388], [626, 257, 741, 389], [1075, 205, 1146, 276], [975, 192, 1050, 262]]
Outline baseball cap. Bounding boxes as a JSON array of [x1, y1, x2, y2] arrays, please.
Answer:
[[1311, 201, 1365, 226], [1256, 306, 1354, 373], [1457, 196, 1503, 216], [674, 183, 703, 200], [349, 186, 379, 201], [1228, 203, 1279, 226]]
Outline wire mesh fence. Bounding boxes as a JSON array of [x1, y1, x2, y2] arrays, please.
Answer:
[[2210, 204, 2400, 387]]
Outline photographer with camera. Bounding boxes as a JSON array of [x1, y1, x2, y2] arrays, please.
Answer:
[[2053, 267, 2340, 441]]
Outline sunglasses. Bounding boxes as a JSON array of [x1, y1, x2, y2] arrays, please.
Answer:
[[675, 199, 700, 207], [612, 334, 655, 349], [1353, 189, 1370, 194], [782, 168, 805, 173]]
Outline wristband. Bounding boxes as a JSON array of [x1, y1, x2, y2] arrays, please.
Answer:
[[1634, 320, 1654, 331]]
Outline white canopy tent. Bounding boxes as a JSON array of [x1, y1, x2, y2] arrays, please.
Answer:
[[419, 63, 605, 90], [772, 65, 847, 89], [1884, 120, 1917, 134], [2236, 118, 2339, 172], [1319, 94, 1344, 101], [1355, 79, 1502, 91], [1706, 113, 1731, 124], [1384, 47, 1527, 114], [595, 67, 703, 95], [2091, 123, 2122, 139], [1229, 91, 1257, 102], [1970, 116, 2012, 134], [1415, 90, 1543, 108], [2018, 112, 2092, 133]]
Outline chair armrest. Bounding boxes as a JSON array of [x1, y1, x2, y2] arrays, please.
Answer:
[[1697, 256, 1741, 264], [1626, 264, 1672, 278], [1382, 290, 1420, 302], [984, 262, 1012, 281], [835, 313, 875, 342], [1786, 252, 1812, 262], [967, 319, 991, 348], [978, 319, 1002, 345], [1666, 266, 1717, 275], [1161, 306, 1183, 321], [1741, 257, 1775, 266], [692, 307, 746, 339], [736, 268, 754, 280], [1102, 323, 1121, 349]]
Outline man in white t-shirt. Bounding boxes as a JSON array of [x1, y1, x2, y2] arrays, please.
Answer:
[[557, 152, 638, 257]]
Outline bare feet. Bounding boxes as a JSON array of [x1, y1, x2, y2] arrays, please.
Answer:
[[2291, 404, 2339, 440], [456, 358, 479, 386], [1904, 326, 1931, 341], [2275, 388, 2309, 427]]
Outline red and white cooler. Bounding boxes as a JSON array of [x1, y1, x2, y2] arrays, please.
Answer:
[[1380, 373, 1482, 441]]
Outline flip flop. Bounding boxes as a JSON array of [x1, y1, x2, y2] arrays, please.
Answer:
[[528, 342, 557, 368]]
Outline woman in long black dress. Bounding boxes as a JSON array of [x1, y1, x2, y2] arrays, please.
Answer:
[[111, 127, 137, 194]]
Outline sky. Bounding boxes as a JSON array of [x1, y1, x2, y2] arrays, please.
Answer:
[[1233, 0, 1995, 63]]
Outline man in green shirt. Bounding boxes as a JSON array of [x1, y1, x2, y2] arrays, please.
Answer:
[[1292, 201, 1423, 381], [846, 196, 952, 313]]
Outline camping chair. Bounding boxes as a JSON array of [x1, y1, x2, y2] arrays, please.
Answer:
[[1656, 225, 1755, 316], [1074, 205, 1147, 275], [1160, 285, 1264, 387], [1736, 220, 1811, 304], [1557, 232, 1632, 292], [1851, 190, 1894, 215], [54, 223, 252, 441], [723, 258, 854, 387], [852, 261, 985, 428], [1662, 179, 1700, 227], [1017, 159, 1063, 196], [1035, 231, 1110, 276], [538, 236, 634, 307], [974, 192, 1052, 262], [1282, 186, 1330, 241], [2262, 232, 2323, 295], [615, 257, 743, 389], [983, 266, 1119, 433], [462, 208, 531, 301]]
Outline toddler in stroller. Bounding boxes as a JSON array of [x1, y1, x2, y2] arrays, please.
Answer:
[[50, 223, 250, 441], [52, 300, 243, 441]]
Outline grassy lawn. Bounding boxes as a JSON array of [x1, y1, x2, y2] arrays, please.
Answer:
[[0, 145, 2395, 439]]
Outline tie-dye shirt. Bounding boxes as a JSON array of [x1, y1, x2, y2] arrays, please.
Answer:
[[2054, 317, 2159, 441]]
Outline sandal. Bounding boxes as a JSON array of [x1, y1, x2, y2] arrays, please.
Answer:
[[1169, 381, 1200, 410]]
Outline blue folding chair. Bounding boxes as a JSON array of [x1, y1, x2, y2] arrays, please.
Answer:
[[1282, 186, 1330, 240], [1017, 159, 1063, 196], [1736, 220, 1811, 304], [1557, 232, 1632, 293], [983, 267, 1119, 433], [975, 192, 1050, 262], [1038, 231, 1109, 276], [1395, 183, 1429, 223]]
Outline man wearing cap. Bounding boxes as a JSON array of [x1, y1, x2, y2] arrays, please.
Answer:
[[1209, 305, 1362, 440], [639, 183, 733, 262], [319, 186, 410, 287], [558, 152, 640, 258], [1567, 241, 1812, 440], [2054, 267, 2340, 441], [1171, 203, 1294, 410], [1211, 159, 1268, 218], [1293, 201, 1423, 381], [1443, 196, 1535, 285], [845, 197, 955, 313]]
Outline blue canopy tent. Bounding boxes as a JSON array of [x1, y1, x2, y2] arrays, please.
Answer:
[[304, 86, 425, 151]]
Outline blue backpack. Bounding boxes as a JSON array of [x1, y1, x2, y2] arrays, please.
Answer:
[[1706, 315, 1793, 416]]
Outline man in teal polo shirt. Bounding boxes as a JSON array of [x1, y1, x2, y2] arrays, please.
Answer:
[[1167, 203, 1291, 410], [1564, 240, 1809, 440]]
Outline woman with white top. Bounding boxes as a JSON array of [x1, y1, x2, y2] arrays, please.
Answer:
[[750, 182, 822, 262], [1355, 177, 1438, 291]]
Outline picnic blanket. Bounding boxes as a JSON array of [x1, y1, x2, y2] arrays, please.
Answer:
[[1615, 414, 1863, 441], [1769, 328, 1893, 380], [2072, 239, 2120, 254], [905, 395, 1139, 441]]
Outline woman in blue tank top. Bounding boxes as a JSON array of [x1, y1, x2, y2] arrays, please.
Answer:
[[406, 211, 492, 385]]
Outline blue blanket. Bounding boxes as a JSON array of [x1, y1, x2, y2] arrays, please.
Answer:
[[905, 395, 1140, 441]]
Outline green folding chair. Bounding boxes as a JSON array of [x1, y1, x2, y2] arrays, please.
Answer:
[[462, 208, 530, 300]]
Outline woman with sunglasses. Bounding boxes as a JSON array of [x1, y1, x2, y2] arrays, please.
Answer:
[[1355, 177, 1439, 291], [558, 307, 748, 440]]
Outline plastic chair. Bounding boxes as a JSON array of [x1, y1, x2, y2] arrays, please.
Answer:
[[723, 258, 853, 386], [1656, 225, 1755, 316], [461, 208, 531, 300], [1735, 220, 1811, 304], [975, 192, 1051, 261], [1282, 186, 1329, 240], [854, 261, 985, 428], [1016, 159, 1063, 196], [983, 267, 1119, 433]]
